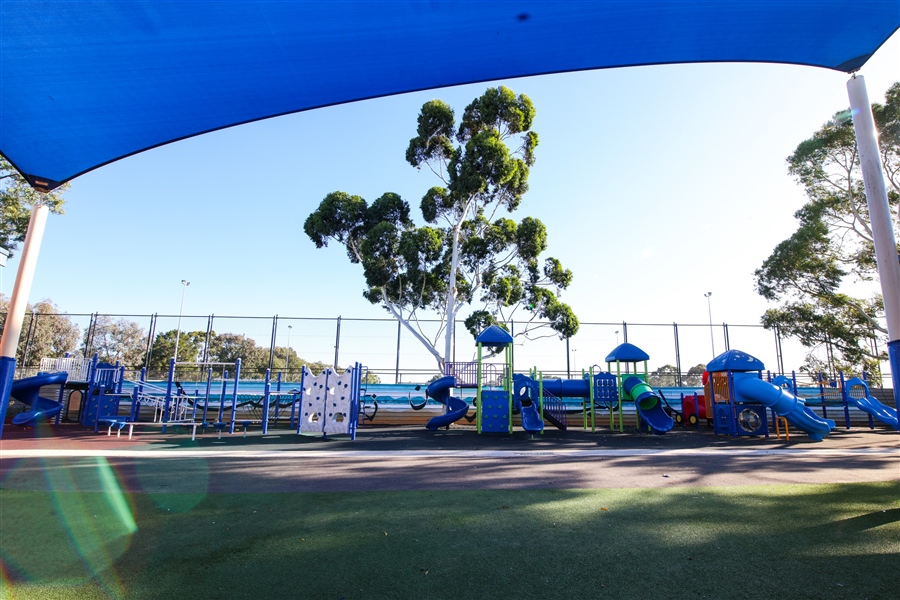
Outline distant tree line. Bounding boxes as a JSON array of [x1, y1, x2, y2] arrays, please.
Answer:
[[0, 295, 375, 381]]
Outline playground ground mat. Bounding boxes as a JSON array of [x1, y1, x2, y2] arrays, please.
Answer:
[[1, 424, 898, 599]]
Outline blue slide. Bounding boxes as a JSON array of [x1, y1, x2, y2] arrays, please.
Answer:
[[735, 377, 835, 441], [844, 378, 899, 430], [622, 376, 674, 435], [425, 376, 470, 430], [9, 372, 68, 427], [515, 397, 545, 433]]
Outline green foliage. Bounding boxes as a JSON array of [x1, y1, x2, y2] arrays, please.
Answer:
[[305, 86, 578, 366], [0, 296, 80, 364], [648, 364, 679, 387], [0, 157, 67, 258], [754, 81, 899, 377], [683, 364, 708, 387], [85, 316, 147, 367], [146, 329, 207, 373]]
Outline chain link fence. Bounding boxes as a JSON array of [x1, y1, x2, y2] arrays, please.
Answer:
[[1, 311, 892, 388]]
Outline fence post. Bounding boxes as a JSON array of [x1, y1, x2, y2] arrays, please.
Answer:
[[774, 325, 784, 375], [268, 315, 278, 372], [673, 322, 682, 386], [622, 321, 628, 343], [202, 314, 214, 364], [723, 323, 730, 351], [21, 311, 37, 367], [333, 316, 341, 370], [83, 312, 97, 359], [144, 313, 157, 370], [394, 320, 401, 384]]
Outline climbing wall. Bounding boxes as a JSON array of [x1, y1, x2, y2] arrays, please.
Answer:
[[298, 367, 327, 434], [480, 390, 510, 432], [323, 368, 353, 435]]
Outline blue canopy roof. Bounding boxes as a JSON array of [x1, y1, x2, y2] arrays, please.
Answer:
[[605, 343, 650, 363], [1, 1, 897, 190], [706, 349, 766, 372], [476, 325, 514, 347]]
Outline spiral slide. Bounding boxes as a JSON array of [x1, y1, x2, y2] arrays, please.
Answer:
[[622, 376, 674, 435], [425, 376, 470, 430], [735, 376, 835, 441], [844, 378, 898, 430], [9, 372, 68, 427]]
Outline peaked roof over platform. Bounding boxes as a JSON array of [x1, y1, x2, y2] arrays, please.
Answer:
[[1, 1, 898, 190], [476, 325, 514, 347], [605, 343, 650, 363], [706, 349, 766, 372]]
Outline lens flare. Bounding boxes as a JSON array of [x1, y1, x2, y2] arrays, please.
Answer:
[[0, 456, 136, 597]]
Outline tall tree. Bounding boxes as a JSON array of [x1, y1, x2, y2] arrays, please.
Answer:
[[146, 329, 206, 373], [0, 157, 67, 256], [0, 296, 80, 364], [754, 82, 899, 376], [305, 87, 578, 370], [208, 332, 270, 377], [85, 316, 147, 367]]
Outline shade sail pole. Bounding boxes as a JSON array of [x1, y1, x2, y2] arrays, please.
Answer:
[[846, 75, 900, 405], [0, 204, 50, 439]]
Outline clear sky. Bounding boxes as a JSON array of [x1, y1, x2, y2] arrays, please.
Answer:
[[5, 30, 899, 378]]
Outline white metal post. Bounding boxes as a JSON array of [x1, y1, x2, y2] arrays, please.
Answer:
[[0, 204, 50, 438], [846, 75, 900, 402]]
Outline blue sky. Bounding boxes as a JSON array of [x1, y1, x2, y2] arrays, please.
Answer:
[[6, 30, 899, 376]]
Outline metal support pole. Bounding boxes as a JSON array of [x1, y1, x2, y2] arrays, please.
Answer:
[[333, 316, 341, 370], [673, 322, 682, 386], [566, 337, 571, 379], [0, 204, 50, 438], [268, 315, 278, 372], [847, 75, 900, 405], [203, 314, 214, 364], [144, 313, 157, 370]]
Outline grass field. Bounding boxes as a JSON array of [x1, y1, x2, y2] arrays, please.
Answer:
[[1, 477, 898, 599]]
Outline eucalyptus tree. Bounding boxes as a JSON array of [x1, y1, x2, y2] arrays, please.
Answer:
[[85, 315, 147, 367], [0, 297, 80, 363], [305, 87, 578, 370], [754, 82, 899, 375]]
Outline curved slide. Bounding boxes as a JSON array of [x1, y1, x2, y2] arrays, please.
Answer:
[[512, 374, 563, 431], [622, 376, 674, 435], [736, 377, 835, 441], [10, 372, 68, 427], [516, 397, 545, 433], [844, 378, 898, 430], [425, 376, 470, 430]]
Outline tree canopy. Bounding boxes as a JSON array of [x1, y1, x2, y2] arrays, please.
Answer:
[[0, 157, 67, 257], [305, 86, 578, 370], [0, 296, 80, 363], [754, 81, 899, 377]]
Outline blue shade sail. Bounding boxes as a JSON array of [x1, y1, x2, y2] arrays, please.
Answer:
[[1, 1, 898, 190]]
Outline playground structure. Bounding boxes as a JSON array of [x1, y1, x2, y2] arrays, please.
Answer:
[[684, 349, 898, 440], [7, 371, 68, 427], [9, 340, 896, 442], [431, 327, 676, 435], [10, 354, 368, 440], [703, 350, 837, 441], [762, 370, 898, 432]]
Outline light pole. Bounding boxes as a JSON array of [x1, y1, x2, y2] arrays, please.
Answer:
[[615, 330, 619, 345], [572, 348, 577, 373], [286, 325, 292, 371], [174, 280, 190, 363], [704, 291, 715, 357]]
